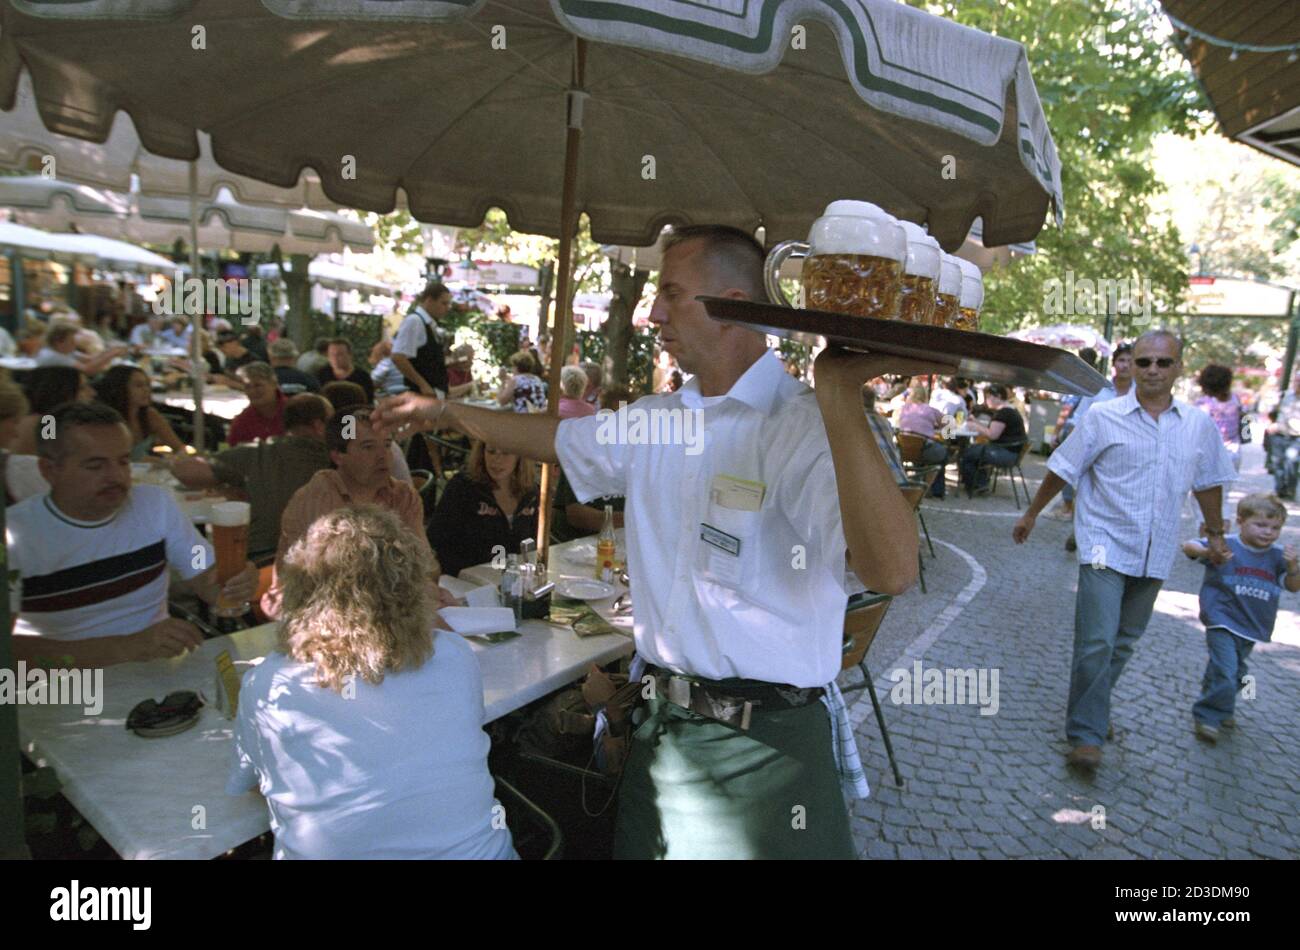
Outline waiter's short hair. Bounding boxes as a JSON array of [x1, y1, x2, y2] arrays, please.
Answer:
[[661, 224, 765, 300], [37, 401, 126, 461], [419, 281, 450, 303]]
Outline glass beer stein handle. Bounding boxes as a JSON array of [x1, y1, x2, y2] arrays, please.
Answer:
[[763, 240, 809, 307]]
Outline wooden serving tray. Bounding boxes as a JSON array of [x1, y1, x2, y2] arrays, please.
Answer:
[[701, 297, 1107, 397]]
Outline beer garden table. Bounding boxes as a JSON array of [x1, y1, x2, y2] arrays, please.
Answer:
[[15, 533, 632, 859]]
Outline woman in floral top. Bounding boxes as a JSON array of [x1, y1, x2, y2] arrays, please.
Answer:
[[497, 350, 548, 413]]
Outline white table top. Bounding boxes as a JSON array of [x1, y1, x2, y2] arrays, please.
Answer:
[[17, 534, 633, 860], [154, 386, 248, 422], [0, 356, 37, 371]]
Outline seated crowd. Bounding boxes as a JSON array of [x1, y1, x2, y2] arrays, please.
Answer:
[[0, 304, 625, 859]]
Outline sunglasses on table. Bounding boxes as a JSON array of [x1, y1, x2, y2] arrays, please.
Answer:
[[1134, 357, 1176, 368]]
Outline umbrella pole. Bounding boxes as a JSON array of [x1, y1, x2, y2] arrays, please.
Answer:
[[188, 161, 205, 454], [537, 39, 587, 568]]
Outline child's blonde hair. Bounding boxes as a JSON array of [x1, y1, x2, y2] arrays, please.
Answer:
[[1237, 492, 1287, 523]]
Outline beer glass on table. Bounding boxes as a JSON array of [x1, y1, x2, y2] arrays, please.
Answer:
[[210, 501, 251, 618], [764, 200, 907, 319], [932, 253, 964, 329]]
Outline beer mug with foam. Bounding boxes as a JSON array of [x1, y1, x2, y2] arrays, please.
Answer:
[[764, 200, 907, 318], [933, 253, 964, 328], [955, 258, 985, 332], [210, 501, 251, 618], [895, 221, 942, 325]]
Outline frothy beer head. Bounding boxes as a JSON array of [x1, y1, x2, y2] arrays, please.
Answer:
[[957, 258, 985, 311], [802, 201, 906, 318], [211, 501, 251, 527]]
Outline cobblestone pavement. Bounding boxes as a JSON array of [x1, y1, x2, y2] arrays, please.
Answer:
[[840, 442, 1300, 859]]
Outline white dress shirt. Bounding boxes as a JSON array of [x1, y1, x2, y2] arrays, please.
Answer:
[[392, 306, 433, 358], [1048, 389, 1236, 580], [929, 386, 965, 419], [556, 350, 849, 687]]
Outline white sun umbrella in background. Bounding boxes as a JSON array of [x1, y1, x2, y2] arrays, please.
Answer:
[[1006, 324, 1114, 357], [0, 176, 373, 254], [0, 219, 171, 272]]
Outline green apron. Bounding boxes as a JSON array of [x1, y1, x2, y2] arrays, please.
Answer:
[[614, 693, 855, 860]]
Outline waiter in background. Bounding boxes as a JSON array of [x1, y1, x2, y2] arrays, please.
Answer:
[[374, 225, 943, 859], [392, 281, 451, 398]]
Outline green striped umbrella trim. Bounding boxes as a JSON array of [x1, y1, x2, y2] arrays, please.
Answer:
[[559, 0, 1001, 132]]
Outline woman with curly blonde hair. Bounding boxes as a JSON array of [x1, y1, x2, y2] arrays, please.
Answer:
[[228, 505, 517, 860]]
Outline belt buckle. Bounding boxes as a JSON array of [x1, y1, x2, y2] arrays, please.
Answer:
[[666, 675, 692, 709]]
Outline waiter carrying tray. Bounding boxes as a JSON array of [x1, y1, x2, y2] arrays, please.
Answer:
[[374, 225, 948, 859]]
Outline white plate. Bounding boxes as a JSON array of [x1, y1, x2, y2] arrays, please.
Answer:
[[555, 578, 617, 601]]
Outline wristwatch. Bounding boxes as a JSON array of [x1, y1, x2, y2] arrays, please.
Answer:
[[1205, 527, 1226, 538]]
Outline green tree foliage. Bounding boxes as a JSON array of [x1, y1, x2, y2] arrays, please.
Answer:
[[910, 0, 1211, 341]]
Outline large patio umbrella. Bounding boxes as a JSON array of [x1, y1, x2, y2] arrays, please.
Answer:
[[1, 0, 1064, 559]]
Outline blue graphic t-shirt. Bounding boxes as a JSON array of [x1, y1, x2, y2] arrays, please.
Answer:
[[1198, 534, 1289, 643]]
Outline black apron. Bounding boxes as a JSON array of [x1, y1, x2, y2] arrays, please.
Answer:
[[409, 310, 448, 395]]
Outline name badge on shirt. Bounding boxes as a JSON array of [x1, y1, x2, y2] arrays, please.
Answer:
[[711, 474, 765, 511], [700, 523, 741, 557]]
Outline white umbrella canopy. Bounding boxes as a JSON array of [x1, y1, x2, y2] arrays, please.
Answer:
[[0, 0, 1062, 251], [0, 69, 336, 209], [256, 258, 391, 295], [0, 175, 375, 253], [1006, 324, 1114, 357], [0, 219, 172, 271]]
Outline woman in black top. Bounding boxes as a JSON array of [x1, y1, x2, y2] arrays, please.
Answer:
[[959, 384, 1027, 495], [428, 441, 540, 577]]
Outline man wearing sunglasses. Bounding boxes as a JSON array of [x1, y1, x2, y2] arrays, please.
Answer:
[[1012, 329, 1236, 773]]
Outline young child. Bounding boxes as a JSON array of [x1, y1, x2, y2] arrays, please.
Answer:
[[1182, 493, 1299, 744]]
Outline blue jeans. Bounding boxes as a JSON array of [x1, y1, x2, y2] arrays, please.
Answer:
[[1067, 566, 1164, 747], [959, 442, 1018, 490], [1192, 628, 1254, 726], [918, 438, 948, 496]]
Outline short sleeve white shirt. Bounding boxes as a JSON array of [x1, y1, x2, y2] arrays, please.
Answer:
[[556, 350, 849, 687], [392, 307, 431, 359], [7, 485, 213, 640], [228, 630, 517, 860]]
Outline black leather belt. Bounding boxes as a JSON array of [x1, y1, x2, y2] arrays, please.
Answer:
[[645, 665, 824, 731]]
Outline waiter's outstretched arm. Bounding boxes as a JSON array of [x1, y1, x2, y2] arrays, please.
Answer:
[[372, 392, 561, 464], [814, 349, 953, 595]]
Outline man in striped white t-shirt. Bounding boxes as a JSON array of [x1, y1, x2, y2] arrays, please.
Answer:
[[1013, 330, 1236, 772]]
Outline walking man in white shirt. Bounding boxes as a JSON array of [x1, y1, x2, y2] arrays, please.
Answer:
[[1012, 330, 1236, 772], [374, 224, 942, 858]]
